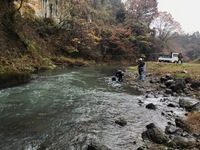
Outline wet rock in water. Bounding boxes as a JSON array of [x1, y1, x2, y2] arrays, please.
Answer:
[[190, 102, 200, 111], [146, 123, 156, 129], [145, 94, 154, 98], [165, 125, 177, 134], [87, 143, 112, 150], [167, 136, 196, 149], [160, 97, 169, 102], [179, 97, 199, 111], [115, 117, 127, 127], [165, 89, 173, 95], [137, 146, 147, 150], [142, 123, 169, 144], [87, 145, 98, 150], [146, 103, 157, 110], [167, 121, 174, 126], [191, 81, 200, 89], [161, 112, 165, 116], [37, 145, 47, 150], [167, 103, 176, 108]]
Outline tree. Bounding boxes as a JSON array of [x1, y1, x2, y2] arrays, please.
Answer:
[[150, 11, 182, 49], [180, 32, 200, 60], [125, 0, 158, 26]]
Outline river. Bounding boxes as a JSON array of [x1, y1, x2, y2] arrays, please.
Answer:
[[0, 66, 185, 150]]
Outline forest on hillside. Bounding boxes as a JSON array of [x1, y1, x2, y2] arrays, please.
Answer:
[[0, 0, 200, 75]]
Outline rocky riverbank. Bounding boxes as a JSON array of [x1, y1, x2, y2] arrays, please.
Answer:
[[0, 71, 32, 90], [123, 71, 200, 150], [86, 70, 200, 150], [0, 59, 93, 90]]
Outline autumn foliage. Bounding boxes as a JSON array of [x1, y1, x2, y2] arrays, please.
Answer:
[[0, 0, 199, 75]]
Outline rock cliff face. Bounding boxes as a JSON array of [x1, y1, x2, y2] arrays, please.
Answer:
[[27, 0, 61, 19], [38, 0, 60, 18]]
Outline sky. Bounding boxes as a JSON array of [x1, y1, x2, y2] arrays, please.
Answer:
[[157, 0, 200, 33]]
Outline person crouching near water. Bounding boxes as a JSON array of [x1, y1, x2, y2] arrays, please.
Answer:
[[115, 70, 124, 82], [138, 58, 146, 80]]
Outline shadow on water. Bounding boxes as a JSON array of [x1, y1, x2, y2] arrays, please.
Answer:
[[0, 66, 183, 150]]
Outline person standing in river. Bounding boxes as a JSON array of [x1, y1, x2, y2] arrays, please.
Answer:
[[115, 70, 124, 82], [138, 58, 146, 80]]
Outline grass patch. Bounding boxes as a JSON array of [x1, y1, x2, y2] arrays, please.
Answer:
[[128, 62, 200, 80], [184, 112, 200, 134]]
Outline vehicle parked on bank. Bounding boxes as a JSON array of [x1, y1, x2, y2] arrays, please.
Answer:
[[158, 53, 179, 63]]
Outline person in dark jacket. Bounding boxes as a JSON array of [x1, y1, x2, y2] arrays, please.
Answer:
[[115, 70, 124, 82], [178, 51, 183, 63], [138, 58, 146, 80]]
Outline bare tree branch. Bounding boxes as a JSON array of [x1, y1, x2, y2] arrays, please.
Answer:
[[17, 0, 24, 12], [150, 11, 182, 48]]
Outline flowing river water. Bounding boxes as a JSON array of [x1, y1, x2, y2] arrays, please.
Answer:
[[0, 66, 186, 150]]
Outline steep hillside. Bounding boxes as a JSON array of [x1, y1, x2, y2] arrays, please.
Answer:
[[0, 0, 159, 88]]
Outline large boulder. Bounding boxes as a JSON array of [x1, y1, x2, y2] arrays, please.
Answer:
[[191, 81, 200, 89], [190, 102, 200, 111], [0, 72, 32, 90], [179, 97, 199, 111], [115, 117, 127, 127], [146, 103, 157, 110], [142, 123, 169, 144], [169, 80, 186, 93], [175, 117, 189, 131], [167, 136, 196, 149], [165, 125, 177, 134]]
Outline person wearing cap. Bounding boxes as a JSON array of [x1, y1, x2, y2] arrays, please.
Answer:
[[138, 58, 146, 80]]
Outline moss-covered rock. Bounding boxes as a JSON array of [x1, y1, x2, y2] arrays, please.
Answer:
[[0, 71, 31, 89]]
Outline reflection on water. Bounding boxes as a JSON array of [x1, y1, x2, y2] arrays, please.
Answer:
[[0, 66, 183, 150]]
